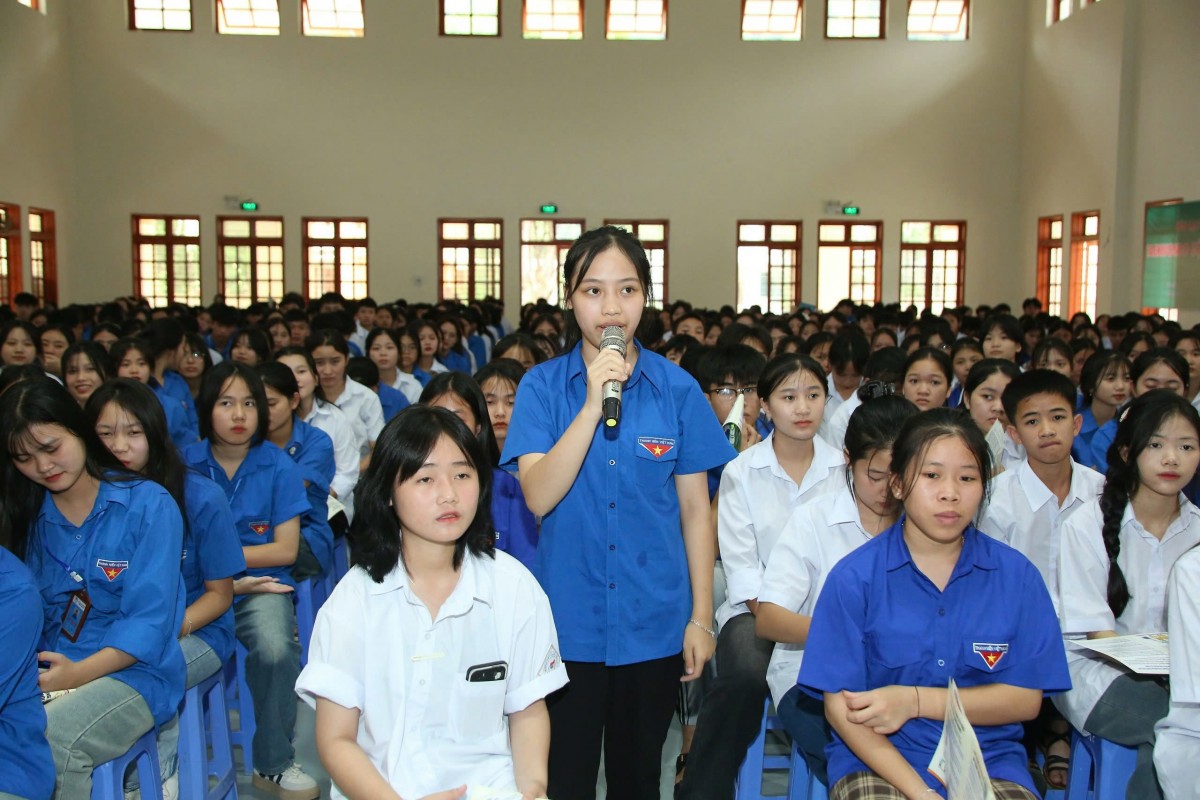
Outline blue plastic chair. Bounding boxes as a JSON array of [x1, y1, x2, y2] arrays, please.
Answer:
[[178, 668, 238, 800], [91, 728, 163, 800], [1064, 728, 1138, 800], [294, 573, 334, 668], [225, 643, 256, 777], [735, 698, 811, 800]]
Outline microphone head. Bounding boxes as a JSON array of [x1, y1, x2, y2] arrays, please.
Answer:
[[600, 326, 627, 356]]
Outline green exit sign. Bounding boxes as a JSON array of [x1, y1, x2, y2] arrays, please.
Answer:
[[240, 200, 259, 212], [540, 203, 558, 214], [842, 205, 860, 216]]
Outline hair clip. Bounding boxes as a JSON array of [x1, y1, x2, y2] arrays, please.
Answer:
[[858, 380, 896, 400], [1119, 405, 1131, 424]]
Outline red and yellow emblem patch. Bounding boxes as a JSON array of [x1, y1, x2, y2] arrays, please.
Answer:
[[96, 559, 129, 581], [248, 521, 270, 536], [637, 437, 676, 458], [973, 642, 1009, 669]]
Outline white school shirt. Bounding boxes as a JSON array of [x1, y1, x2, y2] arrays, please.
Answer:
[[819, 391, 861, 451], [1000, 435, 1026, 473], [391, 371, 423, 405], [978, 458, 1103, 613], [1155, 546, 1200, 800], [715, 432, 843, 630], [303, 400, 361, 520], [330, 377, 386, 457], [758, 475, 874, 707], [1055, 499, 1200, 730], [295, 551, 568, 800]]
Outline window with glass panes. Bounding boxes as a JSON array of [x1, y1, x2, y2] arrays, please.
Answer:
[[907, 0, 967, 40], [899, 221, 964, 313], [742, 0, 802, 41], [1049, 0, 1071, 24], [817, 221, 881, 311], [525, 0, 583, 39], [440, 219, 503, 302], [218, 217, 284, 308], [216, 0, 280, 34], [132, 215, 201, 308], [604, 220, 668, 307], [737, 221, 801, 315], [17, 0, 45, 12], [1036, 215, 1064, 318], [826, 0, 883, 38], [1069, 211, 1100, 320], [521, 219, 584, 306], [129, 0, 193, 30], [607, 0, 666, 40], [0, 203, 22, 307], [28, 209, 57, 307], [303, 218, 368, 300], [302, 0, 364, 36], [442, 0, 500, 35]]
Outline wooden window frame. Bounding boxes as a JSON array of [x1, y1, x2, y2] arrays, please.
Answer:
[[523, 0, 584, 39], [603, 219, 669, 308], [1035, 215, 1064, 318], [817, 220, 883, 307], [736, 220, 802, 315], [127, 0, 194, 31], [825, 0, 886, 39], [302, 216, 369, 301], [1050, 0, 1071, 24], [520, 218, 586, 306], [741, 0, 803, 42], [899, 220, 965, 314], [218, 216, 286, 308], [215, 0, 281, 35], [439, 218, 504, 303], [440, 0, 501, 36], [28, 208, 57, 307], [0, 202, 23, 308], [1068, 210, 1100, 320], [131, 214, 202, 308], [301, 0, 366, 37], [605, 0, 668, 41], [906, 0, 968, 41]]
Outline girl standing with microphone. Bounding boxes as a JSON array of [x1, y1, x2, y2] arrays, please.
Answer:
[[502, 225, 733, 800]]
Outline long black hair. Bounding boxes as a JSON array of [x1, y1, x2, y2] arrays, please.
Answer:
[[1099, 390, 1200, 619], [85, 379, 189, 533], [889, 407, 993, 510], [0, 380, 128, 558], [419, 371, 501, 467], [352, 405, 495, 582], [561, 225, 652, 350], [196, 361, 270, 444]]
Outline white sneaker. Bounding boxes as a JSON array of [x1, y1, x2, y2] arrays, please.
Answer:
[[252, 763, 320, 800], [161, 773, 179, 800]]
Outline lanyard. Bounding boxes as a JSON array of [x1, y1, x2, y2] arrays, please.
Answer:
[[42, 542, 85, 586]]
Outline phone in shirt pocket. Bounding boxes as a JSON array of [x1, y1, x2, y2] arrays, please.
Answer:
[[451, 660, 509, 741]]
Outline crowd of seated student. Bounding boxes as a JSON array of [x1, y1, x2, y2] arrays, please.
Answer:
[[2, 281, 1200, 799]]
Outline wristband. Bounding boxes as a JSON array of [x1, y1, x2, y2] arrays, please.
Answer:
[[689, 619, 716, 638]]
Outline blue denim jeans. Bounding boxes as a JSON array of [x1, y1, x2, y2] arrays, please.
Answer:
[[155, 634, 224, 780], [44, 675, 155, 798], [234, 593, 300, 775]]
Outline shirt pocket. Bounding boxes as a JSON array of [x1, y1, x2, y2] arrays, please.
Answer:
[[633, 436, 680, 487], [449, 679, 507, 741], [961, 636, 1016, 679], [865, 633, 927, 686]]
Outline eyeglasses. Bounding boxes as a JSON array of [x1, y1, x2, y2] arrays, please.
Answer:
[[709, 386, 758, 399], [183, 351, 205, 359], [400, 345, 418, 353]]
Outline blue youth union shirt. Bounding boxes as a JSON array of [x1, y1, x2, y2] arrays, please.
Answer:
[[501, 342, 733, 665], [798, 520, 1071, 797], [27, 479, 187, 726], [181, 470, 246, 664], [282, 419, 337, 576], [183, 440, 311, 592]]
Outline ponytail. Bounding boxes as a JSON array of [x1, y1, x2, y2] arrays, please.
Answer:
[[1098, 458, 1132, 618]]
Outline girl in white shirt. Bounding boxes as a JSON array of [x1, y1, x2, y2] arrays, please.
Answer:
[[756, 389, 918, 785], [275, 346, 361, 520], [296, 405, 567, 800], [368, 328, 423, 405], [307, 330, 385, 471], [678, 353, 840, 799], [1058, 390, 1200, 800], [1154, 544, 1200, 800]]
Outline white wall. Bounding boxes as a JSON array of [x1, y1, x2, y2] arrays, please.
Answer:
[[3, 0, 1196, 314], [0, 0, 75, 290]]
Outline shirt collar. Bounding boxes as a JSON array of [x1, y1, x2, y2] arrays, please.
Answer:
[[368, 549, 495, 612], [1016, 459, 1056, 511], [827, 475, 861, 526], [1121, 495, 1200, 543], [37, 477, 131, 526], [565, 339, 651, 391], [883, 516, 997, 574]]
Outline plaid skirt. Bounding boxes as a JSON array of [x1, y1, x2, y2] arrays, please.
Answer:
[[830, 771, 1038, 800]]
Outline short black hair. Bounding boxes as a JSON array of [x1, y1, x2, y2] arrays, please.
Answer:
[[351, 405, 495, 582], [696, 344, 767, 390], [1000, 369, 1077, 423]]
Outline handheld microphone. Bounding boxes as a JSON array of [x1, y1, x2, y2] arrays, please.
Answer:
[[600, 325, 626, 428]]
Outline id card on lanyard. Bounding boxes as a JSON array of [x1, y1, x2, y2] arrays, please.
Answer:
[[45, 540, 91, 642]]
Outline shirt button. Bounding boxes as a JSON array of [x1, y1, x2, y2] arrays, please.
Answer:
[[609, 583, 616, 589], [609, 459, 616, 466], [938, 607, 946, 616], [425, 633, 431, 639], [937, 659, 945, 667], [75, 534, 82, 540], [419, 679, 426, 686], [609, 502, 616, 509], [609, 544, 616, 551]]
